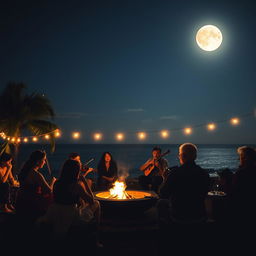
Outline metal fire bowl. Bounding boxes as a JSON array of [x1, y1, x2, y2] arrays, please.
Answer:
[[94, 190, 159, 216]]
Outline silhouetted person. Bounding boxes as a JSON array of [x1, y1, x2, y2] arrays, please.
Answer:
[[139, 146, 169, 193], [16, 150, 56, 222], [230, 146, 256, 226], [38, 159, 102, 247], [157, 143, 210, 225], [68, 152, 94, 190], [0, 153, 19, 213]]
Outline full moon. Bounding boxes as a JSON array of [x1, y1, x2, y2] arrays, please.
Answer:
[[196, 25, 222, 51]]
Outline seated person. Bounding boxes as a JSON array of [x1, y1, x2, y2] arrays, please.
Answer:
[[157, 143, 210, 225], [15, 150, 56, 222], [68, 152, 95, 189], [138, 146, 169, 193], [0, 153, 19, 213], [230, 146, 256, 225], [39, 159, 101, 245], [96, 152, 118, 191]]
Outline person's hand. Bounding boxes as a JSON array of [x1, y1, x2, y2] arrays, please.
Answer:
[[87, 168, 94, 173], [155, 160, 160, 168], [5, 162, 12, 169], [51, 176, 57, 183]]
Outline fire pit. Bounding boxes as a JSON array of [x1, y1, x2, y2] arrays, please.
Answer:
[[94, 180, 159, 217]]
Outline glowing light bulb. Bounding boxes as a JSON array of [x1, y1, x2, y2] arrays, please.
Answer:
[[94, 133, 103, 141], [54, 130, 61, 137], [137, 132, 146, 140], [45, 134, 50, 140], [160, 130, 169, 139], [116, 133, 124, 141], [184, 127, 192, 135], [230, 118, 240, 126], [23, 138, 28, 143], [32, 137, 38, 142], [72, 132, 80, 139], [207, 123, 216, 131]]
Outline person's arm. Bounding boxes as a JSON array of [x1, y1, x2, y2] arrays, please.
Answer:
[[159, 172, 173, 199], [35, 172, 56, 194], [0, 165, 12, 183], [82, 167, 94, 177], [79, 175, 94, 198], [102, 176, 115, 182], [139, 158, 154, 172], [76, 182, 94, 205]]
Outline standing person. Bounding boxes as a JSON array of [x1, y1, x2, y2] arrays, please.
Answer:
[[157, 143, 210, 225], [0, 153, 19, 213], [15, 150, 56, 222], [96, 152, 118, 191], [68, 152, 95, 190], [138, 146, 169, 193]]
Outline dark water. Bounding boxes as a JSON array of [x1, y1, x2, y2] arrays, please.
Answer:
[[15, 143, 255, 178]]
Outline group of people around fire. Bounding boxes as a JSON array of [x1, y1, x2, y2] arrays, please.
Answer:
[[1, 143, 256, 247]]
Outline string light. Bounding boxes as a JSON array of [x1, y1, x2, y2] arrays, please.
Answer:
[[160, 130, 170, 139], [72, 132, 81, 139], [230, 117, 240, 126], [32, 137, 38, 142], [0, 111, 254, 144], [184, 127, 192, 135], [0, 128, 61, 144], [94, 133, 103, 141], [207, 123, 216, 131], [137, 132, 147, 140], [54, 130, 61, 137], [116, 133, 125, 141], [44, 134, 50, 140]]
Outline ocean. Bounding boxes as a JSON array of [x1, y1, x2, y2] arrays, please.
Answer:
[[14, 143, 255, 179]]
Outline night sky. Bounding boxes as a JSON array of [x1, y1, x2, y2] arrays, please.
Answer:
[[1, 0, 256, 144]]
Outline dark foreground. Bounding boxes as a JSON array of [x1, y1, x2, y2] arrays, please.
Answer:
[[1, 205, 256, 256]]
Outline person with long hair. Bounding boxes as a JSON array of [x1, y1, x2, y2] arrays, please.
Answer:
[[0, 152, 19, 213], [39, 159, 101, 246], [15, 150, 56, 222], [96, 152, 118, 191]]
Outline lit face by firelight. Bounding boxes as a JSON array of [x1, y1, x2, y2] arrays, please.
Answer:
[[105, 153, 111, 162], [152, 150, 161, 160], [38, 156, 46, 169]]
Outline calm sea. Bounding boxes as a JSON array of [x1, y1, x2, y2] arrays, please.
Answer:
[[15, 143, 256, 179]]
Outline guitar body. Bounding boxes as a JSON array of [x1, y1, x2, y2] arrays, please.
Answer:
[[144, 165, 155, 177]]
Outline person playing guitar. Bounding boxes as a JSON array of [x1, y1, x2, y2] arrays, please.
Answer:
[[138, 146, 170, 193]]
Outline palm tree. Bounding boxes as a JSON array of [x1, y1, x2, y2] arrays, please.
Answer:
[[0, 82, 58, 158]]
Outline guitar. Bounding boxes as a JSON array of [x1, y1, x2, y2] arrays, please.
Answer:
[[144, 149, 170, 176]]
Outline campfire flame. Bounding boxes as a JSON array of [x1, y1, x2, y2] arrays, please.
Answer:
[[109, 180, 134, 199]]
